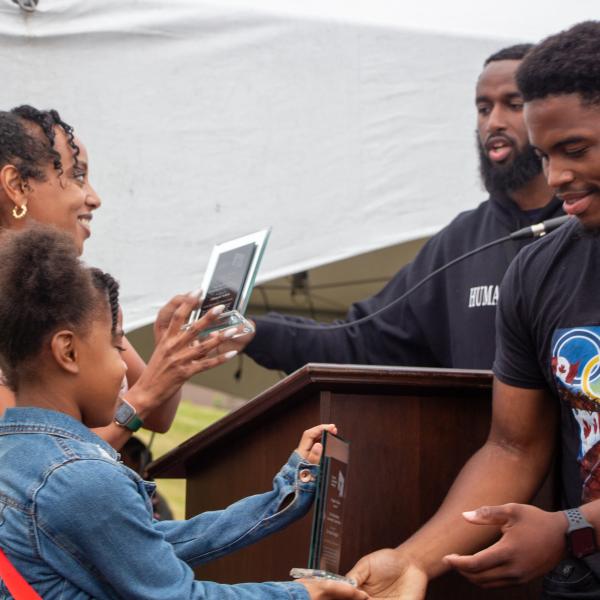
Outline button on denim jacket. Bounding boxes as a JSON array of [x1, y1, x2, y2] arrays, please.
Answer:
[[0, 408, 317, 599]]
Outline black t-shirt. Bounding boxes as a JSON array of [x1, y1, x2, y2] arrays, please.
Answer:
[[494, 218, 600, 508]]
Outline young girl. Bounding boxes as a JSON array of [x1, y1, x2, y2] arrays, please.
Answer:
[[0, 226, 366, 600]]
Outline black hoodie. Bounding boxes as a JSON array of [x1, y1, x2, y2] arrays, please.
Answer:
[[246, 195, 564, 373]]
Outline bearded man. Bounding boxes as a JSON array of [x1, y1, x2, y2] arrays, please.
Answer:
[[233, 44, 562, 372]]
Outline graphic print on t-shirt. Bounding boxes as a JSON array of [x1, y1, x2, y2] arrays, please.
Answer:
[[552, 327, 600, 502]]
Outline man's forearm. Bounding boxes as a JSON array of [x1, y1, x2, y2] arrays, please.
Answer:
[[247, 314, 362, 373], [400, 438, 552, 579]]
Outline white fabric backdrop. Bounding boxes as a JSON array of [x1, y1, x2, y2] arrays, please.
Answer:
[[0, 0, 594, 329]]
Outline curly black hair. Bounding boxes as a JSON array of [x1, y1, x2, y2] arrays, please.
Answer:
[[0, 224, 119, 391], [0, 105, 80, 183], [484, 43, 534, 67], [516, 21, 600, 105]]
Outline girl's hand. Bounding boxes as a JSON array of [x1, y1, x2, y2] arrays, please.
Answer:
[[295, 424, 338, 464]]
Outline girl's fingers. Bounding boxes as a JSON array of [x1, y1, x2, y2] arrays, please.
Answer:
[[306, 442, 323, 464], [296, 424, 337, 460]]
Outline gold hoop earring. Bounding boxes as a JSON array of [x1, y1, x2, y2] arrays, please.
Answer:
[[12, 204, 27, 220]]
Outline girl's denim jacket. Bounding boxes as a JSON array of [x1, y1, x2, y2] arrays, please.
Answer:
[[0, 408, 317, 599]]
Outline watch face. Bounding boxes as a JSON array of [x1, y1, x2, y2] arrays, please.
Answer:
[[570, 527, 597, 558], [114, 400, 135, 425]]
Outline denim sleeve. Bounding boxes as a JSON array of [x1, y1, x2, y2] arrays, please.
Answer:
[[156, 451, 318, 565], [33, 456, 312, 600]]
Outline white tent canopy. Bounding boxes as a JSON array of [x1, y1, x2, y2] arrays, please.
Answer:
[[0, 0, 594, 330], [214, 1, 597, 43]]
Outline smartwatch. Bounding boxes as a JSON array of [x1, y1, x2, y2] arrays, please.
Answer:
[[564, 508, 598, 559], [114, 398, 144, 432]]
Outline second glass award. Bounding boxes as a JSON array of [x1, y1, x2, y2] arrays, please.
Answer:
[[290, 431, 355, 586]]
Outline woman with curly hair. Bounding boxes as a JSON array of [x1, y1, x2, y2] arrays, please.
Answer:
[[0, 105, 237, 448]]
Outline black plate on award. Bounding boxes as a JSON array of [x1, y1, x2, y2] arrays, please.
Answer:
[[198, 243, 257, 317], [309, 432, 351, 574]]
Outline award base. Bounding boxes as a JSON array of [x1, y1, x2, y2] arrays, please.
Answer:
[[196, 310, 255, 339], [289, 568, 357, 588]]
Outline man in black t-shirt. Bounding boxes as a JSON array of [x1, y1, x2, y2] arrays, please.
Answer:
[[347, 21, 600, 600]]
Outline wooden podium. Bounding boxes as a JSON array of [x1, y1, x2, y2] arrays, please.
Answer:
[[149, 365, 550, 599]]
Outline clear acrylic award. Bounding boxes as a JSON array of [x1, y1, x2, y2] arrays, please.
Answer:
[[187, 228, 270, 338], [290, 432, 356, 587]]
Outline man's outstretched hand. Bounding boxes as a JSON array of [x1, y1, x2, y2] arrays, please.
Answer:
[[444, 503, 566, 588], [347, 548, 428, 599]]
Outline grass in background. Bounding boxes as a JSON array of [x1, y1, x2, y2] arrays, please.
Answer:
[[137, 400, 227, 520]]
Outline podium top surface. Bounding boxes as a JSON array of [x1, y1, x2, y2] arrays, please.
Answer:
[[148, 364, 492, 479]]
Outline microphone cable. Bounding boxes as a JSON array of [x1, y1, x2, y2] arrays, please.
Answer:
[[257, 215, 570, 332]]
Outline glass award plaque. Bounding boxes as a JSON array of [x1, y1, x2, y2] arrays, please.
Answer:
[[187, 228, 270, 338], [290, 432, 356, 587]]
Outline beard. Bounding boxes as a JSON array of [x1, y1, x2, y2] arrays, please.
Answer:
[[477, 134, 542, 196]]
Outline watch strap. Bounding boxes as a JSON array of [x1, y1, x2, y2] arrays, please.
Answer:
[[124, 414, 144, 432], [565, 508, 593, 533]]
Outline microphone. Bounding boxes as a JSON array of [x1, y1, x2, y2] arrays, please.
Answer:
[[258, 213, 570, 331], [509, 215, 570, 240]]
